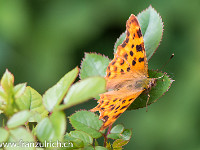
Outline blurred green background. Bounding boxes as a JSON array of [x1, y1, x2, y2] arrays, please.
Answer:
[[0, 0, 200, 149]]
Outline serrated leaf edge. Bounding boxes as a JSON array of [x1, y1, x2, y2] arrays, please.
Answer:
[[128, 69, 174, 110], [137, 5, 164, 61], [113, 32, 126, 54], [43, 66, 79, 112], [79, 52, 111, 80], [68, 110, 104, 135]]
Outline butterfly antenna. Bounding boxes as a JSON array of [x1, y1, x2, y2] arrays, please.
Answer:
[[158, 53, 174, 72], [153, 53, 174, 78]]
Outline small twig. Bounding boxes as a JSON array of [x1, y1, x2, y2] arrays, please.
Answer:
[[103, 134, 107, 147], [103, 124, 113, 147]]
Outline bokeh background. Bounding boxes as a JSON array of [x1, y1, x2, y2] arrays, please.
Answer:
[[0, 0, 200, 149]]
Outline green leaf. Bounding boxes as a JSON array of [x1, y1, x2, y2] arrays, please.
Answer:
[[0, 86, 6, 113], [69, 111, 103, 138], [50, 111, 66, 140], [36, 111, 66, 142], [16, 87, 48, 122], [15, 87, 31, 110], [43, 67, 79, 112], [80, 53, 110, 79], [36, 118, 52, 142], [114, 6, 163, 61], [58, 77, 106, 110], [128, 70, 174, 110], [0, 69, 14, 94], [7, 110, 31, 128], [107, 127, 131, 147], [121, 129, 132, 141], [29, 112, 42, 123], [7, 127, 35, 150], [110, 124, 124, 134], [137, 5, 163, 60], [107, 124, 124, 140], [108, 127, 132, 141], [84, 146, 95, 150], [0, 127, 9, 142], [13, 83, 27, 98], [69, 131, 93, 145], [64, 133, 84, 148], [79, 53, 109, 100], [112, 139, 129, 149], [95, 146, 108, 150], [29, 87, 48, 119], [107, 133, 121, 140], [0, 70, 15, 116], [0, 86, 5, 99]]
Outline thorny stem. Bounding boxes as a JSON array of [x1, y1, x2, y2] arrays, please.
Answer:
[[103, 125, 112, 147]]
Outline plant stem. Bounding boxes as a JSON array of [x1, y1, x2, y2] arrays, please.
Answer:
[[103, 134, 107, 147], [103, 124, 112, 147]]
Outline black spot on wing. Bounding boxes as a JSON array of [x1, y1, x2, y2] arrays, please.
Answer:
[[136, 44, 142, 52], [115, 113, 122, 118], [130, 51, 133, 56], [120, 59, 124, 65], [111, 105, 115, 110], [128, 98, 133, 101], [138, 57, 144, 62], [124, 53, 128, 60], [120, 104, 129, 110], [132, 60, 136, 66], [137, 28, 142, 38], [121, 42, 126, 48], [115, 106, 120, 110], [113, 98, 117, 102], [107, 72, 111, 77], [125, 37, 129, 43], [103, 115, 109, 122], [112, 59, 116, 65], [121, 38, 129, 48], [101, 107, 105, 111], [127, 31, 130, 37]]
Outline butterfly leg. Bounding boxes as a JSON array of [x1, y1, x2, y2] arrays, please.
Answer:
[[146, 93, 150, 112]]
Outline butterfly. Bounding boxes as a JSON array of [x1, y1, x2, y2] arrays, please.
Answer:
[[90, 14, 156, 131]]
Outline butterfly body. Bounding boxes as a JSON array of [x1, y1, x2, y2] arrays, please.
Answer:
[[91, 14, 156, 131]]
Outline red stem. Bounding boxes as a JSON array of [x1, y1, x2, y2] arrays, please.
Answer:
[[103, 124, 113, 147]]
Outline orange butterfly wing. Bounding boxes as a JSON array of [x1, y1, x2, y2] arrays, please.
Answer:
[[91, 89, 144, 131], [91, 14, 149, 131]]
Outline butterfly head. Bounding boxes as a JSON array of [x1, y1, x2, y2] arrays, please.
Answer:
[[147, 78, 157, 90]]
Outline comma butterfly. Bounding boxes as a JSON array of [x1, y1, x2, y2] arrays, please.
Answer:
[[91, 14, 156, 131]]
